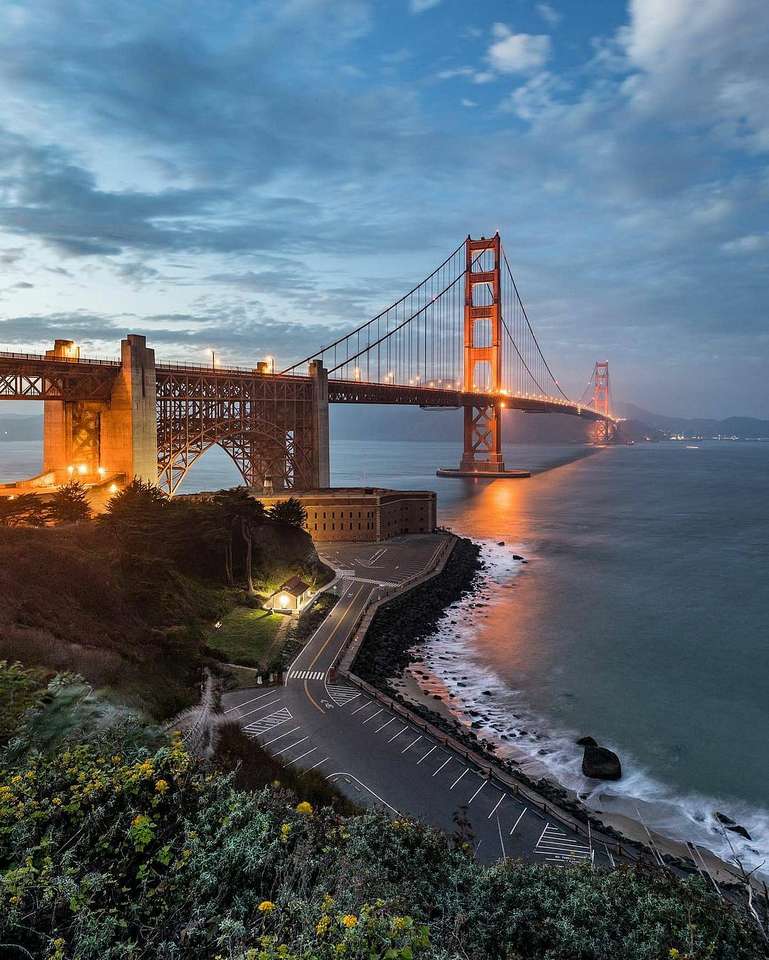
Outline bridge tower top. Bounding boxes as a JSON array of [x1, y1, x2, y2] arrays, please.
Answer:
[[592, 360, 611, 419]]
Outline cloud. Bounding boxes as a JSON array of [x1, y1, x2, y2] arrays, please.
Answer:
[[409, 0, 441, 12], [487, 24, 551, 74], [0, 306, 353, 368], [460, 98, 477, 108], [536, 3, 561, 27], [721, 233, 769, 255], [620, 0, 769, 152]]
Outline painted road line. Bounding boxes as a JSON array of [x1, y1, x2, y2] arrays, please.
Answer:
[[361, 708, 384, 725], [225, 689, 276, 714], [449, 768, 469, 790], [309, 756, 330, 770], [604, 843, 616, 869], [374, 717, 396, 733], [497, 816, 507, 860], [416, 745, 437, 765], [326, 771, 399, 814], [510, 807, 528, 836], [350, 702, 370, 715], [238, 697, 282, 722], [386, 725, 409, 743], [467, 780, 487, 805], [432, 756, 452, 777], [243, 707, 293, 736], [401, 735, 423, 754], [275, 737, 309, 756], [262, 725, 302, 747], [290, 746, 318, 764], [487, 793, 505, 820]]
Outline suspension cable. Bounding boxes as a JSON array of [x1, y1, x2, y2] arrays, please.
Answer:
[[280, 239, 465, 374]]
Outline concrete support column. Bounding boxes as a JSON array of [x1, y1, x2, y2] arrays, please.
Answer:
[[101, 335, 158, 484], [309, 359, 330, 488]]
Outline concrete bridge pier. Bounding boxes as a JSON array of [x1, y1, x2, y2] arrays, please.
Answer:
[[309, 358, 330, 488], [43, 335, 157, 486]]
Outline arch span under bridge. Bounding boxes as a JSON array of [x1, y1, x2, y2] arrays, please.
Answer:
[[0, 233, 616, 495]]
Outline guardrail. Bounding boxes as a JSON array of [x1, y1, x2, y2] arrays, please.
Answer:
[[0, 350, 119, 366], [325, 534, 651, 866]]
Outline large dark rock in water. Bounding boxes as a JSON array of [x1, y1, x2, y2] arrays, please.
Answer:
[[582, 744, 622, 780], [576, 736, 598, 747]]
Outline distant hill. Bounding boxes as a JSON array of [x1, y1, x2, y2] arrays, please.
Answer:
[[615, 403, 769, 439]]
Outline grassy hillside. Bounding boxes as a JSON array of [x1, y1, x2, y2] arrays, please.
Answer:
[[0, 485, 332, 717]]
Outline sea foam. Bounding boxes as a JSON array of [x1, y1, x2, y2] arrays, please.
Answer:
[[416, 539, 769, 879]]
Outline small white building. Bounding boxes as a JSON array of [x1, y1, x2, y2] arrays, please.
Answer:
[[266, 576, 312, 613]]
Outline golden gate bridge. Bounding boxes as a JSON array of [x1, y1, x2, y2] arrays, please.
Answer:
[[0, 234, 616, 496]]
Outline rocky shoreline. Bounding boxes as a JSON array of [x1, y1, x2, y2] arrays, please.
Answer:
[[350, 536, 748, 887]]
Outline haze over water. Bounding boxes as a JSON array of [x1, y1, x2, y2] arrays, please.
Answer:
[[3, 437, 768, 867]]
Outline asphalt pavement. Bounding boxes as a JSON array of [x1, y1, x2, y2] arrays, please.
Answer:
[[221, 535, 616, 868]]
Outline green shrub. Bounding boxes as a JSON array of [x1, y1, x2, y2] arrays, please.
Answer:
[[1, 725, 765, 960]]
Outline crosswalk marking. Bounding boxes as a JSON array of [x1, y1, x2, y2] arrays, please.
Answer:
[[325, 684, 361, 706], [288, 670, 326, 680], [535, 824, 592, 864], [243, 707, 293, 737]]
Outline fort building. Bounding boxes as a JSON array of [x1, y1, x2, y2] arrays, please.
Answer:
[[257, 487, 437, 543]]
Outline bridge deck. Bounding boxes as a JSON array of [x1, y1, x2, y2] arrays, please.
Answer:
[[0, 351, 609, 421]]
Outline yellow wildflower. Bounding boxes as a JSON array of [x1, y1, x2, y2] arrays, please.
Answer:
[[280, 823, 292, 842], [295, 800, 313, 815], [316, 915, 331, 936], [321, 893, 335, 910], [10, 775, 21, 785], [52, 797, 62, 806], [391, 916, 408, 931], [154, 779, 169, 794], [341, 914, 357, 928], [258, 900, 276, 913]]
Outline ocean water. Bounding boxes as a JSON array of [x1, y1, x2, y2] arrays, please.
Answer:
[[3, 437, 768, 870]]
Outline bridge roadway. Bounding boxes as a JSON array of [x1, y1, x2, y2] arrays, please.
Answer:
[[221, 535, 617, 869], [0, 350, 609, 422]]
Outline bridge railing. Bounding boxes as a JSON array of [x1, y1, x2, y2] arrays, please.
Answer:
[[0, 350, 120, 367]]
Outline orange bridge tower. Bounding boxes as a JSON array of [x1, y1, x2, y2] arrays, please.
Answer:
[[460, 233, 506, 473]]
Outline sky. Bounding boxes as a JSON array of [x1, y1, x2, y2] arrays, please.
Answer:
[[0, 0, 767, 419]]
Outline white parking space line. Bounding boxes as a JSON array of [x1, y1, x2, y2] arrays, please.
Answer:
[[362, 708, 384, 725], [263, 725, 301, 746], [309, 756, 330, 770], [386, 725, 409, 743], [401, 735, 423, 754], [225, 689, 276, 714], [243, 708, 293, 736], [488, 793, 505, 820], [290, 746, 318, 764], [416, 745, 437, 765], [497, 816, 507, 860], [449, 768, 469, 790], [374, 717, 396, 733], [509, 807, 528, 836], [467, 780, 487, 805], [238, 697, 282, 721], [432, 757, 453, 777], [275, 737, 308, 756], [535, 825, 592, 863], [350, 702, 370, 715]]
